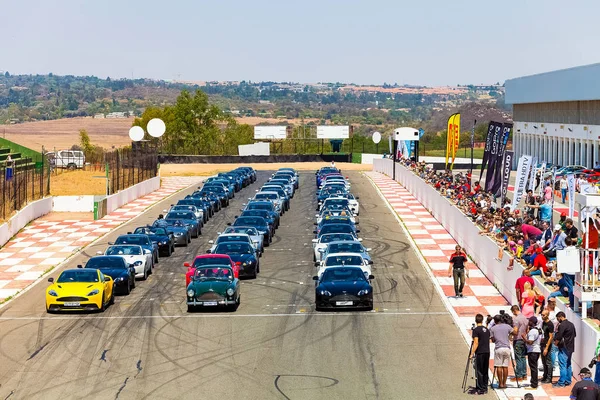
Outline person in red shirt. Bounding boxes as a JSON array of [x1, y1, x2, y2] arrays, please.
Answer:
[[515, 270, 534, 304], [521, 223, 542, 241], [528, 248, 547, 276], [473, 181, 481, 193]]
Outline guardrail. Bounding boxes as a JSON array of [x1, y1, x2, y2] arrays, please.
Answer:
[[373, 157, 599, 377]]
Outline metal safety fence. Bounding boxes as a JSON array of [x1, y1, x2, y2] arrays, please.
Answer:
[[0, 160, 50, 220], [106, 142, 158, 195]]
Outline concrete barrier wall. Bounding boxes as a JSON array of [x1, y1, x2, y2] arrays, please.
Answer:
[[106, 176, 160, 214], [361, 153, 385, 164], [158, 154, 352, 164], [373, 157, 598, 375], [52, 196, 95, 212], [0, 197, 52, 248]]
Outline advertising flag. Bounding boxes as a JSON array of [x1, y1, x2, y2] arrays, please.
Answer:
[[500, 150, 514, 205], [450, 113, 461, 169], [446, 114, 457, 168], [567, 173, 576, 218], [511, 154, 533, 212], [528, 156, 538, 192], [484, 122, 503, 191], [492, 123, 512, 195], [479, 122, 497, 179]]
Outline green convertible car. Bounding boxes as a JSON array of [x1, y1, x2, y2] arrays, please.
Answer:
[[186, 266, 240, 312]]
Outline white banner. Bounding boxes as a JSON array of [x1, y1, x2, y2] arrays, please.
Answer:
[[528, 156, 538, 192], [538, 162, 547, 196], [567, 173, 576, 218], [511, 154, 533, 212], [317, 126, 349, 139]]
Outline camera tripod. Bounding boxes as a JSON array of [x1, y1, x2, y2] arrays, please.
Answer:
[[491, 345, 521, 389], [462, 342, 476, 393]]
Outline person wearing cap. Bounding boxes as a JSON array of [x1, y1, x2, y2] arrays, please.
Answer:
[[522, 316, 542, 389], [554, 311, 576, 388], [570, 367, 600, 399], [544, 224, 567, 258], [528, 247, 548, 276]]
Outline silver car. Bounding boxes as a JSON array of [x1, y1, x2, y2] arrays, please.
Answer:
[[223, 226, 264, 254], [319, 240, 372, 265]]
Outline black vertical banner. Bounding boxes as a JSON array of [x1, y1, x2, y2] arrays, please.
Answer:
[[492, 123, 513, 195], [479, 122, 495, 180], [500, 150, 514, 204], [484, 122, 503, 191]]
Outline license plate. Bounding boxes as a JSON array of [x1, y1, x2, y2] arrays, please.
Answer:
[[204, 301, 218, 306], [64, 302, 80, 307], [336, 301, 353, 306]]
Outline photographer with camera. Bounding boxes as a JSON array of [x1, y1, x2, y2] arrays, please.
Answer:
[[469, 314, 490, 395], [522, 316, 542, 388], [490, 313, 514, 389], [570, 368, 600, 399]]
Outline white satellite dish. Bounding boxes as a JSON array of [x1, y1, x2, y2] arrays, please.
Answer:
[[147, 118, 166, 138], [129, 126, 145, 142], [372, 131, 381, 144]]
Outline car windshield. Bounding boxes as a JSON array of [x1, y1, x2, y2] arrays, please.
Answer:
[[325, 255, 363, 266], [324, 199, 349, 207], [86, 257, 126, 270], [173, 206, 195, 212], [166, 211, 194, 220], [247, 203, 271, 211], [255, 193, 277, 200], [242, 210, 268, 218], [321, 268, 366, 282], [115, 236, 148, 245], [57, 270, 99, 283], [134, 227, 167, 235], [320, 234, 354, 243], [193, 257, 231, 268], [319, 225, 354, 235], [320, 217, 352, 226], [106, 245, 142, 255], [194, 267, 233, 281], [217, 235, 249, 244], [328, 243, 362, 253], [215, 243, 254, 254], [234, 217, 267, 228], [224, 226, 259, 236]]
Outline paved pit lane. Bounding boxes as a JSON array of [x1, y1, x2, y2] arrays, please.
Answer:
[[0, 171, 492, 399]]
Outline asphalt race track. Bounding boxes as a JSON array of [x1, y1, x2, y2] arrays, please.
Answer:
[[0, 171, 490, 400]]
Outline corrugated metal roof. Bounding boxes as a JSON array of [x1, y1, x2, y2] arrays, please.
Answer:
[[505, 63, 600, 105]]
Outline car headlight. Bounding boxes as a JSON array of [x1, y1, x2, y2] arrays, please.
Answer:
[[158, 241, 164, 245], [358, 289, 369, 296], [175, 232, 183, 236], [48, 289, 58, 297], [115, 277, 125, 282], [242, 262, 248, 266], [226, 288, 235, 296], [319, 290, 332, 296], [187, 289, 195, 297], [87, 289, 99, 296], [134, 261, 143, 266]]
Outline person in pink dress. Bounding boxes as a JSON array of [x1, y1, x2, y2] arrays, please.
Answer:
[[521, 281, 536, 318], [544, 182, 553, 203]]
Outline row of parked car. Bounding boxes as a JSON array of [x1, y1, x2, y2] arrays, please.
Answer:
[[312, 167, 374, 311], [44, 167, 258, 313], [184, 168, 299, 312]]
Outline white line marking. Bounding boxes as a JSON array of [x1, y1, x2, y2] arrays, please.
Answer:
[[0, 311, 449, 321]]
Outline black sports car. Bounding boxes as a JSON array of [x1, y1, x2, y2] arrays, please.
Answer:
[[153, 219, 191, 246], [231, 216, 271, 245], [314, 266, 373, 311], [84, 256, 136, 295], [133, 226, 175, 256], [212, 241, 259, 279]]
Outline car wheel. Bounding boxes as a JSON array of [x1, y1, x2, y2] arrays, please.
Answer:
[[171, 244, 175, 254], [187, 304, 195, 313], [132, 277, 136, 289], [313, 253, 316, 262], [109, 290, 115, 305], [252, 267, 257, 279], [46, 306, 54, 314], [257, 261, 260, 274], [99, 292, 106, 312], [143, 268, 148, 281], [154, 253, 159, 264], [124, 281, 131, 295]]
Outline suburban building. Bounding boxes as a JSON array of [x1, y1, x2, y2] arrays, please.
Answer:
[[506, 63, 600, 168]]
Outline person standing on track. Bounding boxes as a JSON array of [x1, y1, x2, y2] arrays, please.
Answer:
[[469, 314, 490, 395], [447, 245, 468, 297]]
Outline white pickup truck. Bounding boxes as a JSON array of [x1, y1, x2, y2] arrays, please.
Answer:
[[46, 150, 85, 169]]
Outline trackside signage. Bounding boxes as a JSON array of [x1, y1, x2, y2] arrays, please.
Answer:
[[500, 150, 514, 204], [511, 154, 532, 212]]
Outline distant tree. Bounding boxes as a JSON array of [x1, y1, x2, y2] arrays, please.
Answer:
[[79, 129, 93, 154], [4, 71, 9, 77]]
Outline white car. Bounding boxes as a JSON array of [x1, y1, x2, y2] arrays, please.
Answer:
[[312, 234, 362, 262], [222, 226, 264, 254], [102, 244, 152, 280], [252, 191, 283, 215], [209, 233, 259, 256], [317, 253, 372, 280]]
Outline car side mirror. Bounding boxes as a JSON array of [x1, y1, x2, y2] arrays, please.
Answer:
[[366, 248, 372, 252], [206, 250, 212, 254], [358, 238, 363, 242], [313, 222, 317, 225], [312, 239, 318, 243], [369, 275, 375, 280], [129, 264, 135, 268], [77, 264, 83, 269], [162, 209, 167, 213], [368, 260, 374, 265], [355, 196, 360, 200], [315, 214, 319, 218], [318, 248, 324, 253], [48, 277, 54, 283], [105, 276, 112, 282], [313, 230, 317, 234], [108, 242, 114, 245], [355, 222, 359, 225], [183, 262, 191, 268], [227, 223, 232, 226], [312, 276, 318, 280], [96, 251, 102, 255], [144, 249, 151, 254], [356, 229, 361, 233], [208, 240, 214, 244]]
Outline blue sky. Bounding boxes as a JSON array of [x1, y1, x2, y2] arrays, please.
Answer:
[[2, 0, 599, 86]]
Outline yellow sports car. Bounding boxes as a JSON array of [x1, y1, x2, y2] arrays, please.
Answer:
[[46, 268, 114, 313]]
